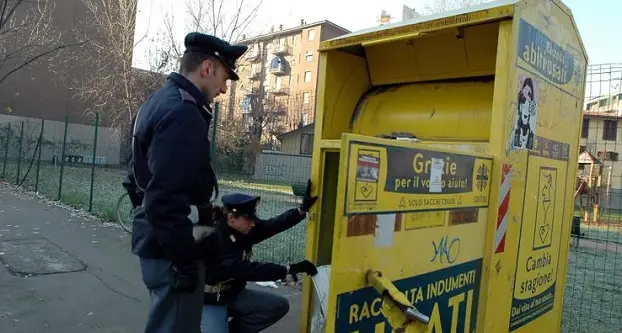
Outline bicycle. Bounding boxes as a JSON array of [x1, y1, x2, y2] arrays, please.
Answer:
[[116, 192, 134, 233]]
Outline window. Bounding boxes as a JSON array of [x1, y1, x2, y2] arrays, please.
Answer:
[[308, 29, 316, 41], [603, 120, 617, 141], [275, 76, 282, 90], [304, 71, 312, 83], [305, 51, 313, 62], [300, 133, 314, 155], [598, 151, 619, 161], [581, 119, 589, 138], [579, 145, 586, 153], [303, 92, 311, 104]]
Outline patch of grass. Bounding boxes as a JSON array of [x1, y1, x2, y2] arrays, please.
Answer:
[[217, 173, 296, 195], [561, 248, 622, 333], [581, 225, 622, 244], [0, 160, 307, 264]]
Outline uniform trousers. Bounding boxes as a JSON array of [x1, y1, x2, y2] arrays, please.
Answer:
[[201, 288, 290, 333], [139, 258, 206, 333]]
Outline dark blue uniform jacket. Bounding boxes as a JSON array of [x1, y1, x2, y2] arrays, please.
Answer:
[[123, 73, 217, 265], [196, 207, 306, 305]]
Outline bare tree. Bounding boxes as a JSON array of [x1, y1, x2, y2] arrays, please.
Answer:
[[0, 0, 88, 87], [422, 0, 491, 13], [154, 0, 263, 74], [68, 0, 165, 130], [184, 0, 263, 43]]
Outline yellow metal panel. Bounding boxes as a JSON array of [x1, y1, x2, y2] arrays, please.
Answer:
[[476, 19, 515, 333], [479, 1, 587, 332], [351, 81, 494, 141], [325, 134, 492, 333], [320, 140, 342, 149], [319, 1, 517, 51], [316, 50, 371, 140], [364, 22, 502, 85], [301, 48, 370, 331]]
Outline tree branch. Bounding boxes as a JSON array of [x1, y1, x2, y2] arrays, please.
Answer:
[[0, 38, 91, 86]]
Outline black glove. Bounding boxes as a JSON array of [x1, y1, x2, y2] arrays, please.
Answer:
[[171, 261, 199, 293], [299, 180, 319, 213], [288, 259, 318, 282], [128, 190, 142, 209]]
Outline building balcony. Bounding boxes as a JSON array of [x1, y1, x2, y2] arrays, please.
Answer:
[[270, 107, 288, 116], [269, 87, 290, 96], [249, 69, 262, 80], [246, 48, 261, 62], [269, 63, 287, 76], [272, 44, 292, 56]]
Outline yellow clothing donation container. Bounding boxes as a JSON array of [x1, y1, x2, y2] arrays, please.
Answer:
[[299, 0, 588, 332]]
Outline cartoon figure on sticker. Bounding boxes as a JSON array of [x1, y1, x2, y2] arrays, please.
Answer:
[[513, 76, 538, 150]]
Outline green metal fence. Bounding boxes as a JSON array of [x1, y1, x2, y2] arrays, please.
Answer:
[[561, 63, 622, 333], [0, 103, 311, 265]]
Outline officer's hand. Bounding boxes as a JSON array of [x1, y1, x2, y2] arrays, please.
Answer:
[[299, 180, 319, 213], [288, 259, 318, 282], [193, 225, 215, 243], [171, 262, 199, 293]]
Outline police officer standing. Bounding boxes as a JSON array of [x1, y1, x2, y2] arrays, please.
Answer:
[[196, 180, 319, 333], [123, 33, 247, 333]]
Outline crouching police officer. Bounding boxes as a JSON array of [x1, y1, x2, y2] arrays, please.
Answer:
[[195, 180, 319, 333], [123, 32, 247, 333]]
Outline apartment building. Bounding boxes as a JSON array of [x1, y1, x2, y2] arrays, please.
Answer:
[[221, 20, 350, 132], [580, 93, 622, 189]]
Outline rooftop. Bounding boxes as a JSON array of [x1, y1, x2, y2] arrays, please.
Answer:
[[237, 20, 350, 45]]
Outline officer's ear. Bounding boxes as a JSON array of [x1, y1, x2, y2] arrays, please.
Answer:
[[198, 57, 216, 78], [226, 213, 235, 223]]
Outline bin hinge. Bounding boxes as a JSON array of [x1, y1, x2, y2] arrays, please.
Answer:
[[366, 269, 430, 333]]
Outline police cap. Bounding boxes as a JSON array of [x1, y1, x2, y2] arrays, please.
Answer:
[[184, 32, 248, 81], [222, 193, 261, 220]]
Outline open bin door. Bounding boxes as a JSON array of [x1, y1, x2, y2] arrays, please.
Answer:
[[318, 133, 493, 333]]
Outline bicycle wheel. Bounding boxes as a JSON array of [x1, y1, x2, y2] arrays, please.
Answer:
[[116, 192, 134, 233]]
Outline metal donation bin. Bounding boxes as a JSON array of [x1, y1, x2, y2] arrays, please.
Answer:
[[300, 0, 587, 332]]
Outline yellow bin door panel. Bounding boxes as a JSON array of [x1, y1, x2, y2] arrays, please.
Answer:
[[325, 133, 493, 333]]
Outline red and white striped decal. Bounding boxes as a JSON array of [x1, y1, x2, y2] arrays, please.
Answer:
[[495, 164, 512, 254]]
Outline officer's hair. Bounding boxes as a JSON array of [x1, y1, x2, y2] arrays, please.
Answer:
[[179, 51, 219, 74], [213, 205, 240, 220]]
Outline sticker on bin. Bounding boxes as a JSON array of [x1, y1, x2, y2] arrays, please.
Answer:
[[494, 164, 512, 254]]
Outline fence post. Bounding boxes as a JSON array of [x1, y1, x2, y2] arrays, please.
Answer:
[[58, 117, 69, 201], [35, 119, 45, 192], [210, 102, 219, 161], [1, 123, 10, 179], [15, 121, 24, 185], [88, 113, 99, 212]]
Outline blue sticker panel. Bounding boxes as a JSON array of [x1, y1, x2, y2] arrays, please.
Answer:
[[335, 259, 482, 333], [517, 19, 578, 86]]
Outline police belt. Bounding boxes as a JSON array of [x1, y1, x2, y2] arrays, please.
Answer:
[[204, 281, 233, 294], [136, 204, 201, 223]]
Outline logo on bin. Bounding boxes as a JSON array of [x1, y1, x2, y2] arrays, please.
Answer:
[[354, 150, 380, 202], [476, 164, 489, 192]]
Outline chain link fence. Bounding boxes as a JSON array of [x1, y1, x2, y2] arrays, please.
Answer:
[[561, 63, 622, 333], [0, 100, 313, 265]]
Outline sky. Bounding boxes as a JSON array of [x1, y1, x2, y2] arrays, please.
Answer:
[[132, 0, 622, 71]]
